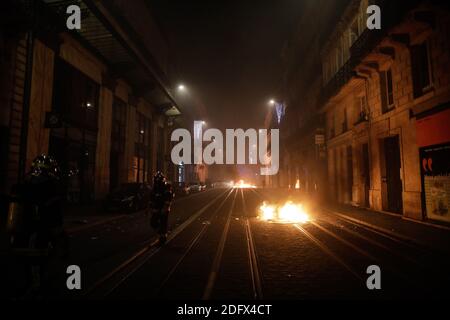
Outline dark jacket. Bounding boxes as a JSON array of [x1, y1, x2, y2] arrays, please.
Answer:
[[16, 174, 64, 229], [150, 182, 174, 212]]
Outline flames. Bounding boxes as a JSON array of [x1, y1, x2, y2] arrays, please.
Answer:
[[259, 202, 276, 220], [233, 180, 256, 189], [258, 201, 309, 223]]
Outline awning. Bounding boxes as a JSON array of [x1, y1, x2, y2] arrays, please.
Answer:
[[41, 0, 181, 116]]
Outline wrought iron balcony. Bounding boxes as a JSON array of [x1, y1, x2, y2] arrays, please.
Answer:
[[319, 0, 423, 108], [320, 59, 357, 107], [354, 110, 369, 126], [350, 28, 384, 63], [284, 114, 324, 148]]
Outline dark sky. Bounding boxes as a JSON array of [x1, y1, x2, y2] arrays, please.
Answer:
[[149, 0, 306, 130]]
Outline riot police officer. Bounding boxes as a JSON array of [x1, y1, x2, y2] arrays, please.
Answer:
[[10, 154, 68, 296], [150, 171, 174, 245]]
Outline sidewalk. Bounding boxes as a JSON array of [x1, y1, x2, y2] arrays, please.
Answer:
[[323, 203, 450, 256], [63, 203, 128, 234], [62, 189, 214, 234]]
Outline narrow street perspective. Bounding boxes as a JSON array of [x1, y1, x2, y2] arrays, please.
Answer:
[[1, 0, 450, 306]]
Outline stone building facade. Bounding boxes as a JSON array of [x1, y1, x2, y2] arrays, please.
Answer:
[[320, 0, 450, 222], [0, 0, 183, 203], [276, 0, 347, 197]]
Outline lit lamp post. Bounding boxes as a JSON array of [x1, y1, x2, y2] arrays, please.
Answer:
[[193, 120, 207, 183], [177, 84, 186, 92]]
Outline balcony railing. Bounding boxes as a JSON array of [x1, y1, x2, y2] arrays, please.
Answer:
[[284, 114, 324, 147], [320, 58, 357, 106], [354, 110, 369, 125], [350, 28, 384, 62], [320, 0, 422, 107]]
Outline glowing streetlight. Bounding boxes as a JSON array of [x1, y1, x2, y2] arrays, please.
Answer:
[[269, 99, 275, 106], [178, 84, 186, 92]]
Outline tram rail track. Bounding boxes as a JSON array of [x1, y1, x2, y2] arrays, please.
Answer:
[[83, 188, 232, 298]]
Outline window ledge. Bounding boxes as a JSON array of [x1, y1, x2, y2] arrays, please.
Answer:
[[353, 118, 369, 126], [413, 89, 435, 105], [382, 105, 396, 115]]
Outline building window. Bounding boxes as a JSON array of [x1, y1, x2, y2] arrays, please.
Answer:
[[133, 113, 152, 183], [359, 95, 367, 113], [323, 60, 328, 83], [335, 47, 341, 72], [110, 98, 127, 191], [350, 17, 360, 44], [111, 98, 126, 153], [50, 58, 100, 203], [410, 41, 434, 98], [342, 34, 349, 62], [330, 51, 336, 77], [329, 112, 335, 138], [356, 95, 368, 123], [346, 145, 353, 202], [359, 3, 366, 31], [157, 127, 164, 171], [53, 58, 99, 130], [342, 108, 348, 132], [328, 54, 334, 78], [380, 68, 394, 113]]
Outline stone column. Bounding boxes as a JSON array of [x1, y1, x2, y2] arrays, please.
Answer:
[[369, 133, 383, 211], [400, 117, 422, 220], [336, 146, 342, 203], [162, 120, 169, 176], [94, 73, 115, 199], [25, 39, 55, 170], [327, 148, 335, 201], [150, 116, 159, 175], [124, 94, 138, 182]]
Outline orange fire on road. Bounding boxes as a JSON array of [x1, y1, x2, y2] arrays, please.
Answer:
[[233, 180, 257, 189], [258, 201, 309, 223]]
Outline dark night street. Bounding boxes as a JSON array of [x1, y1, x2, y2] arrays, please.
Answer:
[[1, 0, 450, 311], [6, 187, 448, 300]]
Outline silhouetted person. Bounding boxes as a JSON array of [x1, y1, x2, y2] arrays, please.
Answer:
[[150, 171, 174, 245], [11, 154, 68, 297]]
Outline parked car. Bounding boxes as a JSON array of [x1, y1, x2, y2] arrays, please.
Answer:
[[212, 181, 232, 188], [173, 183, 190, 197], [187, 183, 202, 193], [103, 183, 151, 213]]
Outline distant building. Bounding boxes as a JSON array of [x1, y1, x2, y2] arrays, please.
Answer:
[[261, 99, 282, 188], [0, 0, 184, 203], [277, 0, 347, 196], [320, 0, 450, 222], [283, 0, 450, 223]]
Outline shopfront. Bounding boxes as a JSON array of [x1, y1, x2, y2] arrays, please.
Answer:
[[49, 58, 99, 204], [416, 105, 450, 223], [132, 112, 152, 183]]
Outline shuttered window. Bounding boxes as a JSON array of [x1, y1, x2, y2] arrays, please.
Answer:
[[53, 58, 99, 131], [134, 113, 152, 183], [380, 68, 394, 114], [410, 41, 434, 98]]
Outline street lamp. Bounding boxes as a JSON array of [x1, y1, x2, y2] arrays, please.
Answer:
[[178, 84, 186, 92], [268, 99, 275, 106]]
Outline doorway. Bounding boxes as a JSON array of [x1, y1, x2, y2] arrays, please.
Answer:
[[362, 143, 370, 207], [110, 151, 120, 192], [346, 146, 353, 203], [381, 136, 403, 214]]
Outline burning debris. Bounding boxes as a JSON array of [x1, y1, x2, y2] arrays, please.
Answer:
[[258, 201, 309, 223], [233, 180, 257, 189]]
